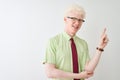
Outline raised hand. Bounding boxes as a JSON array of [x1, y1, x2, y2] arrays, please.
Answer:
[[98, 28, 109, 49]]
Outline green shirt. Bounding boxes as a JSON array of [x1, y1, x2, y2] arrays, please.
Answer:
[[44, 32, 90, 80]]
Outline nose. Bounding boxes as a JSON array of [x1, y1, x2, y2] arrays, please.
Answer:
[[74, 20, 80, 25]]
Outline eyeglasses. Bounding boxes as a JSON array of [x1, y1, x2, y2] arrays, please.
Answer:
[[67, 16, 85, 22]]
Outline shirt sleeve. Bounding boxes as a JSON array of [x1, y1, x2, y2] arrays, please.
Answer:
[[43, 38, 56, 64]]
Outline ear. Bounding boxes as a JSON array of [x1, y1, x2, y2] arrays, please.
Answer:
[[64, 17, 67, 22]]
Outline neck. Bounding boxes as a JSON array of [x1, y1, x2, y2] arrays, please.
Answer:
[[64, 30, 75, 37]]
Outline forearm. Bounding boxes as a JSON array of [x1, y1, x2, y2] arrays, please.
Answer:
[[46, 67, 80, 79], [85, 50, 102, 72], [46, 67, 94, 79], [45, 63, 93, 79]]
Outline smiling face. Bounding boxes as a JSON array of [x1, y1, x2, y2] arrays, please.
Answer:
[[64, 11, 85, 37]]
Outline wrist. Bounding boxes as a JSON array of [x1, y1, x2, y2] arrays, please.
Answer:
[[96, 47, 104, 52]]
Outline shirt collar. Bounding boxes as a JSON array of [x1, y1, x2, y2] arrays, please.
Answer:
[[62, 32, 76, 41]]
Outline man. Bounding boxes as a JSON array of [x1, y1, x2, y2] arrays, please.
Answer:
[[43, 4, 109, 80]]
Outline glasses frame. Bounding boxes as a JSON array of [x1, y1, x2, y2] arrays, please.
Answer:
[[67, 16, 85, 22]]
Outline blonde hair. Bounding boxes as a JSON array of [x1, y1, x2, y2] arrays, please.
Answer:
[[64, 4, 86, 18]]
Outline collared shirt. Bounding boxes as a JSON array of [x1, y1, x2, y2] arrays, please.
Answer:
[[43, 32, 90, 80]]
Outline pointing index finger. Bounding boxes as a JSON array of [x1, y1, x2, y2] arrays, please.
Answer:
[[102, 28, 106, 36]]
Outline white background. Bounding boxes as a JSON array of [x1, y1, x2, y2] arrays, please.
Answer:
[[0, 0, 120, 80]]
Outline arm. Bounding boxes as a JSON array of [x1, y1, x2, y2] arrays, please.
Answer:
[[85, 50, 103, 73], [85, 28, 109, 73], [45, 63, 93, 79]]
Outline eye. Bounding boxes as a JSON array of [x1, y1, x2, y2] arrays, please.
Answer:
[[78, 19, 85, 22]]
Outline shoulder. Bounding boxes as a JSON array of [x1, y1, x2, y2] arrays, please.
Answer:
[[48, 33, 62, 44]]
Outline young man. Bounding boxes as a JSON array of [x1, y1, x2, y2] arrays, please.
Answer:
[[43, 4, 109, 80]]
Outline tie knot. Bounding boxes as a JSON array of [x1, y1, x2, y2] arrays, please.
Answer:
[[70, 38, 74, 42]]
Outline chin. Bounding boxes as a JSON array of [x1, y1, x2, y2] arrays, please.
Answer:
[[71, 31, 77, 35], [73, 29, 78, 33]]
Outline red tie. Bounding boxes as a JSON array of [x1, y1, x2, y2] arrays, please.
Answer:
[[70, 38, 80, 80]]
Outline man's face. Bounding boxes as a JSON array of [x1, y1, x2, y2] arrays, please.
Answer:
[[64, 11, 84, 35]]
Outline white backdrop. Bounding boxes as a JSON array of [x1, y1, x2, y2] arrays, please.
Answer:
[[0, 0, 120, 80]]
